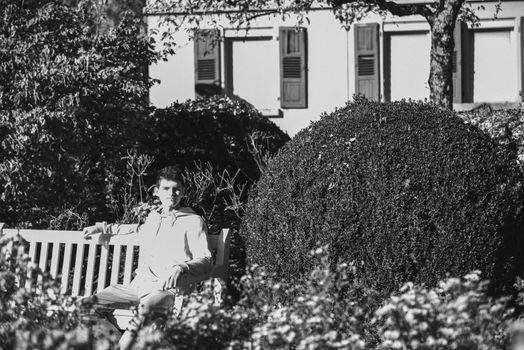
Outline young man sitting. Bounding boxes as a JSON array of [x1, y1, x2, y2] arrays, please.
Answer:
[[82, 165, 212, 349]]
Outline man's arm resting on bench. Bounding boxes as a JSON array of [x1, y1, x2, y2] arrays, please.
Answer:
[[83, 221, 140, 238]]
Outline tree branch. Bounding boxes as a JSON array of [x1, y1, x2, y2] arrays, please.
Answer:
[[331, 0, 434, 18]]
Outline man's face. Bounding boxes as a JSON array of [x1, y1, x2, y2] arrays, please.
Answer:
[[154, 178, 185, 209]]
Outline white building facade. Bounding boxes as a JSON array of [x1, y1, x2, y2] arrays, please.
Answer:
[[148, 1, 524, 136]]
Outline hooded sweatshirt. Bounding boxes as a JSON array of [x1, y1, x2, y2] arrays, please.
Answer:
[[110, 207, 213, 297]]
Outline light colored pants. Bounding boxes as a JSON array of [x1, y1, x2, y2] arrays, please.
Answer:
[[82, 284, 180, 331]]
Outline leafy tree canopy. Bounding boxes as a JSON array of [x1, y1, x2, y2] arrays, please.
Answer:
[[0, 0, 159, 226], [0, 0, 157, 112]]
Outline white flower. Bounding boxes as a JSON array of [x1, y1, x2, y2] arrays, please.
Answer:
[[307, 316, 323, 324], [383, 330, 400, 340]]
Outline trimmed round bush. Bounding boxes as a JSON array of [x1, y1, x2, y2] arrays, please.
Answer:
[[243, 98, 524, 294], [142, 96, 290, 185]]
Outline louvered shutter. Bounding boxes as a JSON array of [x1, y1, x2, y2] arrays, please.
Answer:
[[194, 29, 221, 97], [453, 22, 462, 103], [279, 27, 307, 108], [354, 23, 380, 101]]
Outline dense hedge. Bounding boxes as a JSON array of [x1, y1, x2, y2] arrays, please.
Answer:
[[141, 96, 290, 188], [243, 98, 524, 295]]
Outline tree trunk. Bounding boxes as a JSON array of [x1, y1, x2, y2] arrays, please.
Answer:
[[427, 2, 462, 110]]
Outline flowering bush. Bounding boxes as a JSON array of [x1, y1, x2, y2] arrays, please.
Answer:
[[374, 271, 511, 349], [242, 248, 368, 350], [0, 234, 119, 349], [1, 234, 523, 349], [128, 246, 370, 350], [121, 247, 524, 350]]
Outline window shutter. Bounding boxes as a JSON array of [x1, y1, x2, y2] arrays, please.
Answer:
[[453, 22, 462, 103], [194, 29, 221, 97], [279, 27, 307, 108], [354, 23, 380, 101]]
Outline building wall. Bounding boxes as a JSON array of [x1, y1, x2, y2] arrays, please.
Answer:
[[149, 11, 352, 136], [148, 2, 524, 137]]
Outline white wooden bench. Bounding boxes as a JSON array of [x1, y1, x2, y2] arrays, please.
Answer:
[[0, 223, 231, 328]]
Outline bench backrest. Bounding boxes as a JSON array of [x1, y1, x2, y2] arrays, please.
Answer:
[[0, 224, 230, 297]]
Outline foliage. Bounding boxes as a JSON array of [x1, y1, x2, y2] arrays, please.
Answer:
[[129, 246, 373, 350], [0, 0, 158, 228], [142, 96, 290, 188], [0, 235, 116, 349], [375, 271, 511, 349], [458, 105, 524, 166], [0, 0, 288, 231], [0, 0, 154, 111], [65, 0, 146, 34], [107, 252, 524, 350], [1, 235, 524, 349], [108, 150, 156, 226], [242, 98, 524, 296], [110, 96, 289, 231]]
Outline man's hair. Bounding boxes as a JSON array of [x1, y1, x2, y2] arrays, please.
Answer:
[[156, 165, 185, 186]]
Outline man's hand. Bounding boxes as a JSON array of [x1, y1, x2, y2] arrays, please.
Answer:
[[82, 222, 107, 240], [161, 265, 188, 291], [83, 225, 100, 240]]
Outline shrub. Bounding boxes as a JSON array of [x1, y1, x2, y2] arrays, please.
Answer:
[[374, 271, 511, 349], [0, 235, 116, 349], [142, 96, 290, 188], [115, 248, 520, 350], [0, 0, 158, 228], [131, 247, 373, 350], [1, 236, 523, 349], [242, 98, 524, 295], [1, 48, 288, 229], [458, 105, 524, 165], [0, 107, 148, 228], [0, 1, 289, 230]]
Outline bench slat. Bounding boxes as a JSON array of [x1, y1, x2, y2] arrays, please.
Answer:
[[72, 243, 85, 296], [1, 227, 142, 245], [97, 246, 109, 293], [61, 243, 73, 294], [25, 242, 37, 289], [39, 242, 49, 272], [28, 241, 37, 265], [84, 244, 97, 296], [123, 245, 134, 285], [50, 243, 61, 278], [111, 245, 122, 285]]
